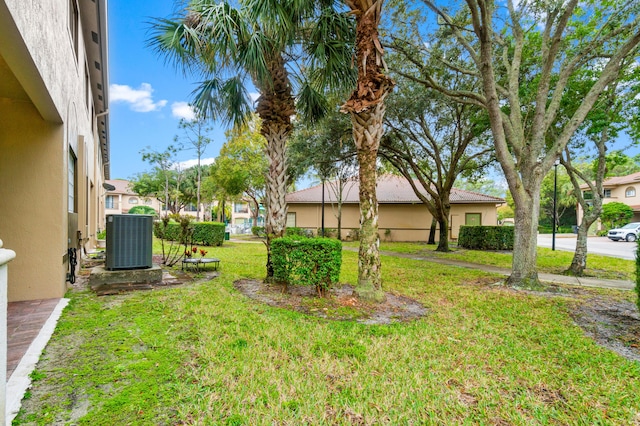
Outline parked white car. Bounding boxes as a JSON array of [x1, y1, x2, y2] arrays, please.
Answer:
[[607, 222, 640, 242]]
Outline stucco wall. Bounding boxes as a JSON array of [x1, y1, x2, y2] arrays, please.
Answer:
[[0, 101, 67, 301], [0, 1, 105, 301], [288, 202, 499, 241], [2, 0, 80, 122], [576, 183, 640, 226]]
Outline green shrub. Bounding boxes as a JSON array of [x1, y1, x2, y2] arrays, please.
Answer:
[[192, 222, 225, 246], [127, 205, 157, 216], [154, 221, 182, 242], [458, 226, 514, 250], [97, 229, 106, 240], [156, 221, 225, 246], [252, 226, 265, 237], [636, 242, 640, 312], [285, 227, 312, 238], [271, 237, 342, 296], [316, 228, 338, 238]]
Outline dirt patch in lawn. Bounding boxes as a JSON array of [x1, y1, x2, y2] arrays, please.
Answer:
[[509, 282, 640, 363], [234, 279, 427, 324], [569, 295, 640, 362]]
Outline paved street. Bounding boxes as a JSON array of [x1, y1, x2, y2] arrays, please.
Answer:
[[537, 234, 637, 260]]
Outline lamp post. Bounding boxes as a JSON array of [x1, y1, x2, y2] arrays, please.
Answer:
[[321, 179, 325, 238], [552, 159, 559, 251]]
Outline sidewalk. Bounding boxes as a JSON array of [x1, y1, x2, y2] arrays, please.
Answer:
[[344, 247, 635, 291]]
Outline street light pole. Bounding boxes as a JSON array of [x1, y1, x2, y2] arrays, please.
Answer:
[[552, 159, 559, 251], [321, 179, 325, 238]]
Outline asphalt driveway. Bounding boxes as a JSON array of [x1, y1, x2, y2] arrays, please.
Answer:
[[537, 234, 637, 260]]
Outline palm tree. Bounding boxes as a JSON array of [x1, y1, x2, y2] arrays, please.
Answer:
[[149, 0, 353, 279], [340, 0, 394, 301]]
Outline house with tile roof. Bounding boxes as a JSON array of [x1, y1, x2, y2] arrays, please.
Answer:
[[104, 179, 164, 218], [578, 171, 640, 226], [286, 175, 505, 241]]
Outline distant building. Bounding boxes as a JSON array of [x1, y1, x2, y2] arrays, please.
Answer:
[[286, 175, 504, 241], [0, 0, 110, 301], [104, 179, 163, 217], [578, 171, 640, 226]]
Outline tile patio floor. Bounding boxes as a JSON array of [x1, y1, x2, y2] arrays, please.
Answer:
[[7, 298, 60, 379]]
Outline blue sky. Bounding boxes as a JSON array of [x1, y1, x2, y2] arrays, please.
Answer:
[[108, 1, 226, 180]]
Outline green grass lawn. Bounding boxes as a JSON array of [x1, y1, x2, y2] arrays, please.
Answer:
[[14, 242, 640, 425], [362, 241, 635, 281]]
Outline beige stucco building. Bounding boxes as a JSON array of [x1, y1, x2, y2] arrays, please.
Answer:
[[286, 175, 504, 241], [0, 0, 109, 302], [104, 179, 163, 217], [578, 171, 640, 227]]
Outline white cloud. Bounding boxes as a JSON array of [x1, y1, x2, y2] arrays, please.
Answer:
[[175, 157, 216, 170], [171, 102, 196, 120], [109, 83, 167, 112]]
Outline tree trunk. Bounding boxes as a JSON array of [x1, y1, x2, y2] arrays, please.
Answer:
[[355, 137, 383, 301], [507, 189, 541, 288], [255, 53, 294, 280], [341, 2, 394, 302], [427, 217, 437, 245], [569, 223, 589, 275], [349, 103, 386, 302], [436, 216, 449, 252], [263, 127, 289, 279]]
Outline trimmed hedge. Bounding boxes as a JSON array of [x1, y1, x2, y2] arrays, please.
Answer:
[[154, 221, 225, 246], [458, 226, 514, 250], [285, 227, 313, 238], [252, 226, 265, 236], [192, 222, 225, 246], [272, 237, 342, 295]]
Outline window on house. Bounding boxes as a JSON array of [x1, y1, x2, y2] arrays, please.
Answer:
[[184, 204, 197, 212], [465, 213, 481, 226], [626, 187, 636, 197], [69, 0, 79, 60], [105, 195, 115, 209], [68, 150, 77, 213], [144, 199, 152, 205], [129, 197, 139, 204], [286, 212, 296, 227], [234, 203, 249, 213], [604, 189, 612, 198]]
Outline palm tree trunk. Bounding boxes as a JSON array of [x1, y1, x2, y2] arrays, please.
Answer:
[[256, 54, 294, 280], [351, 103, 385, 302], [342, 0, 394, 302], [263, 126, 289, 278]]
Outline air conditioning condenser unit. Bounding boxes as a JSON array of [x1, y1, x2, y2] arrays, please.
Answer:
[[105, 214, 153, 270]]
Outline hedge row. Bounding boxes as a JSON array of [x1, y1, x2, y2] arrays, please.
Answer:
[[458, 226, 514, 250], [154, 221, 225, 246], [271, 237, 342, 295]]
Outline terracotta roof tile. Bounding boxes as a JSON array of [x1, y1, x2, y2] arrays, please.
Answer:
[[580, 171, 640, 189], [286, 175, 504, 204]]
